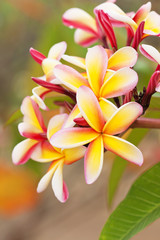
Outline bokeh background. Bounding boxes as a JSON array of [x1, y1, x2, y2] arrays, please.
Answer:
[[1, 0, 160, 239]]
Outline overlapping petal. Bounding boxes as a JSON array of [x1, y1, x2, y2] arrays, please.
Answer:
[[84, 136, 104, 184], [42, 58, 60, 76], [54, 64, 89, 92], [62, 104, 81, 128], [86, 46, 108, 97], [103, 102, 143, 135], [103, 70, 115, 83], [103, 134, 143, 166], [47, 113, 68, 140], [18, 122, 45, 140], [21, 96, 46, 132], [62, 54, 86, 69], [74, 29, 99, 47], [50, 127, 99, 149], [63, 146, 86, 165], [99, 97, 117, 121], [108, 47, 138, 70], [95, 2, 137, 31], [77, 86, 105, 132], [12, 139, 39, 165], [31, 86, 51, 110], [31, 141, 63, 162], [100, 67, 138, 98], [144, 11, 160, 35]]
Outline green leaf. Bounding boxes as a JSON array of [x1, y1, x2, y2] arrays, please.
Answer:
[[108, 157, 127, 207], [4, 109, 22, 127], [100, 162, 160, 240], [108, 128, 149, 206]]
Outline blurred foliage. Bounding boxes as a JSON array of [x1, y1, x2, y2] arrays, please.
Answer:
[[4, 109, 22, 127], [107, 128, 149, 207], [0, 163, 39, 216]]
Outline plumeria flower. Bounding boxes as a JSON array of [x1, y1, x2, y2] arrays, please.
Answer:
[[30, 42, 69, 109], [54, 45, 138, 118], [62, 7, 100, 47], [95, 2, 160, 48], [30, 41, 67, 86], [12, 96, 48, 165], [36, 114, 86, 202], [12, 97, 85, 202], [50, 86, 143, 184], [62, 0, 118, 48]]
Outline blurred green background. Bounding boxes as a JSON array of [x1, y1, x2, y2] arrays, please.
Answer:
[[1, 0, 160, 240]]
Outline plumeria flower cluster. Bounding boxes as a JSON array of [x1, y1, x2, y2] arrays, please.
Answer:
[[12, 0, 160, 202], [63, 1, 160, 49]]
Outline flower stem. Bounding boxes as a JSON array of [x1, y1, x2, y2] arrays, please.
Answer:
[[131, 117, 160, 129]]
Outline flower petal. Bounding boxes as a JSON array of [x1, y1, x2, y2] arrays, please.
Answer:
[[21, 96, 46, 132], [103, 70, 115, 83], [99, 97, 117, 121], [31, 141, 63, 162], [96, 10, 117, 50], [103, 134, 143, 166], [42, 58, 60, 76], [144, 11, 160, 35], [50, 127, 99, 149], [62, 104, 81, 128], [156, 82, 160, 92], [32, 77, 67, 93], [48, 41, 67, 60], [108, 47, 138, 70], [74, 29, 98, 47], [139, 44, 160, 64], [54, 64, 89, 93], [37, 160, 60, 193], [84, 136, 104, 184], [146, 71, 160, 95], [100, 67, 138, 98], [63, 146, 86, 164], [18, 122, 45, 140], [29, 48, 46, 65], [12, 139, 39, 165], [52, 161, 69, 203], [47, 113, 68, 140], [31, 86, 51, 110], [95, 2, 137, 31], [86, 45, 108, 97], [62, 54, 86, 69], [77, 86, 105, 132], [133, 2, 151, 25], [103, 102, 143, 135], [63, 8, 98, 34]]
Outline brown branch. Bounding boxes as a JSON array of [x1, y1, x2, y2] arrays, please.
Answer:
[[131, 117, 160, 129]]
